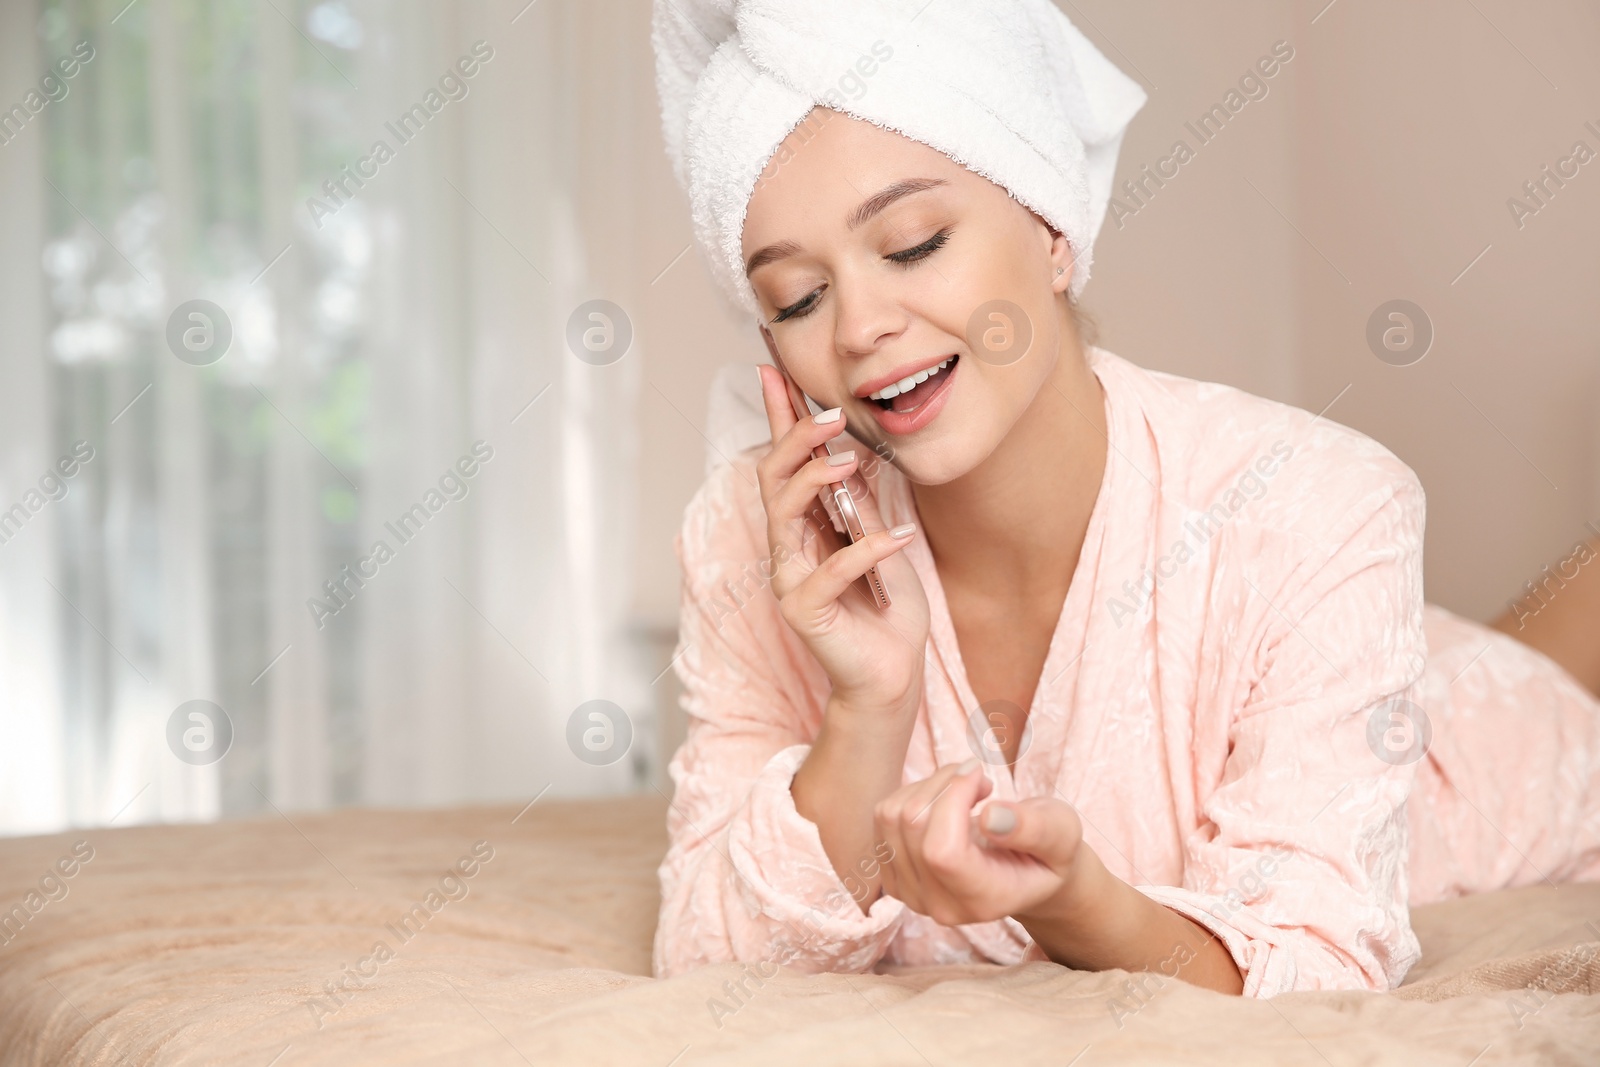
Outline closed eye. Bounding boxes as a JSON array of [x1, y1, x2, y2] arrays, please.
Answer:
[[772, 286, 823, 323], [769, 228, 954, 324], [885, 227, 952, 266]]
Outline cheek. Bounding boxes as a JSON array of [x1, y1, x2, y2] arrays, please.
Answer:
[[780, 335, 852, 410], [978, 355, 1054, 437], [1003, 313, 1063, 421], [928, 240, 1051, 365]]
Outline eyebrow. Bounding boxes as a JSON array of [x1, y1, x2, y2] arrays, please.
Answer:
[[744, 177, 950, 278]]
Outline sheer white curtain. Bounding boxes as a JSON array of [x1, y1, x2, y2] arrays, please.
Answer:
[[0, 0, 66, 835], [342, 0, 648, 807], [0, 0, 648, 836]]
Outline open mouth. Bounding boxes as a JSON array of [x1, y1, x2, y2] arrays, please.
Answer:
[[868, 354, 958, 414]]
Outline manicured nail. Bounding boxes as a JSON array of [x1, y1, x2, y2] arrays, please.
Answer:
[[814, 407, 843, 424], [984, 806, 1016, 835], [957, 757, 979, 775], [889, 522, 916, 539], [826, 451, 856, 467]]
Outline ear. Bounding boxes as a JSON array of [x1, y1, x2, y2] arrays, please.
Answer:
[[1048, 230, 1077, 295]]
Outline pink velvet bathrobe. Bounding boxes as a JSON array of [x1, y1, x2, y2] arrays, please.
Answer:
[[655, 345, 1600, 997]]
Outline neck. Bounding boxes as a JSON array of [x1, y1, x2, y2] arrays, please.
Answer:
[[909, 326, 1108, 601]]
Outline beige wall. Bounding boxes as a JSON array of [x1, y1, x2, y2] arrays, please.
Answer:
[[1291, 1, 1600, 620], [614, 3, 1600, 747]]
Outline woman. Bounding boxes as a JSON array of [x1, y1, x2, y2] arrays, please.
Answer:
[[649, 0, 1600, 997]]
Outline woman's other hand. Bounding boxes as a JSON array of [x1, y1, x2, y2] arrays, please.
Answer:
[[874, 759, 1087, 926], [873, 761, 1245, 995]]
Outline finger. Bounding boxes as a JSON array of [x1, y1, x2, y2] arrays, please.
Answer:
[[787, 522, 917, 618], [755, 363, 798, 446], [756, 409, 852, 564], [887, 764, 978, 920], [755, 375, 849, 503], [874, 769, 960, 912], [895, 761, 973, 825], [978, 796, 1083, 870], [767, 452, 861, 546], [919, 762, 992, 887]]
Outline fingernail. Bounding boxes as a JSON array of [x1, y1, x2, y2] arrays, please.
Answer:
[[814, 407, 843, 424], [957, 757, 979, 775], [984, 806, 1016, 835], [826, 451, 857, 467], [889, 522, 916, 539]]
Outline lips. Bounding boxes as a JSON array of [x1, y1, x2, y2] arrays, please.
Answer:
[[854, 353, 959, 401], [866, 353, 960, 435], [865, 358, 954, 404]]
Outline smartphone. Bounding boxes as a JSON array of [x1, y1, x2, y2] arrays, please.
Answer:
[[759, 326, 892, 611]]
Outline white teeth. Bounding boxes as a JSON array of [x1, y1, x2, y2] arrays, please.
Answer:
[[868, 357, 952, 401]]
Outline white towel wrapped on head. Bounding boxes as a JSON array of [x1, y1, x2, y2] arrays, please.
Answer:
[[651, 0, 1148, 318]]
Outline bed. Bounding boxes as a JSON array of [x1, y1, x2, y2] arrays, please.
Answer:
[[0, 794, 1596, 1065]]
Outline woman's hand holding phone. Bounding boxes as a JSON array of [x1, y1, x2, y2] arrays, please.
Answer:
[[754, 364, 931, 724]]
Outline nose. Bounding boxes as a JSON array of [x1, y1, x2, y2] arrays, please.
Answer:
[[832, 269, 908, 360]]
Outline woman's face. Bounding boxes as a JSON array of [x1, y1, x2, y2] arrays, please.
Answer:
[[743, 107, 1079, 485]]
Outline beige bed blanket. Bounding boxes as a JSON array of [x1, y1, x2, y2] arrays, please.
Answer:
[[0, 795, 1596, 1065]]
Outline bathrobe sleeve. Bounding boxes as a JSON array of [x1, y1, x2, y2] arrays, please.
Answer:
[[1136, 466, 1429, 997], [652, 460, 907, 979]]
